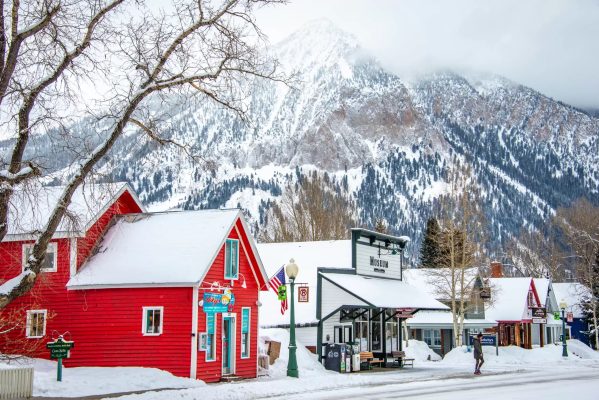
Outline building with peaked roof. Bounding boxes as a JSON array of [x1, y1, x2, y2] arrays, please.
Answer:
[[553, 282, 591, 345], [402, 268, 495, 356], [2, 183, 269, 382]]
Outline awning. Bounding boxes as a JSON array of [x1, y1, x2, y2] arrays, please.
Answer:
[[320, 272, 449, 311]]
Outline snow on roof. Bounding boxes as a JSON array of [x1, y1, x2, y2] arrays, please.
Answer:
[[67, 209, 242, 288], [486, 278, 533, 322], [6, 182, 143, 238], [257, 240, 351, 326], [320, 272, 449, 310], [402, 267, 480, 301], [552, 282, 591, 318], [407, 310, 496, 328]]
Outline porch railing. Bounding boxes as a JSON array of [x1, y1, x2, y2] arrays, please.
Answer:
[[0, 367, 34, 399]]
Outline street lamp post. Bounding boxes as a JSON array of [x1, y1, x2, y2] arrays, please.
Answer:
[[286, 258, 299, 378], [559, 299, 568, 357]]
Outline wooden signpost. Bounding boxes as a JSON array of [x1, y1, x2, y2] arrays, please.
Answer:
[[46, 336, 74, 382]]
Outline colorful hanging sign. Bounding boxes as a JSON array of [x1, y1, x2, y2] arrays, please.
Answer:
[[277, 285, 287, 301], [203, 288, 235, 313], [298, 286, 309, 302], [566, 312, 574, 323]]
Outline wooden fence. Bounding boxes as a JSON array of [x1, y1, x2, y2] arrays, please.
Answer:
[[0, 367, 34, 399]]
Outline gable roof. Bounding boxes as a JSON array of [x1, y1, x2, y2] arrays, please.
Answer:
[[552, 282, 591, 318], [402, 267, 481, 301], [67, 209, 266, 289], [486, 278, 539, 322], [5, 182, 144, 240]]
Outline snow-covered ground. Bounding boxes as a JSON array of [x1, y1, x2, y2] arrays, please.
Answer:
[[1, 330, 597, 399]]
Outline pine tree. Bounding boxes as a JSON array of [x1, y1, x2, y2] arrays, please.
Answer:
[[420, 217, 442, 268]]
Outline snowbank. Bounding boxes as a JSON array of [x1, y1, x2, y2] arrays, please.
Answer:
[[260, 328, 329, 378], [404, 339, 442, 362], [441, 339, 599, 367], [0, 357, 203, 398]]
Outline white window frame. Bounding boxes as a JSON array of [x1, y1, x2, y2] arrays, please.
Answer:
[[224, 239, 239, 280], [22, 242, 58, 273], [26, 309, 47, 339], [205, 314, 217, 362], [142, 306, 164, 336], [240, 307, 251, 359]]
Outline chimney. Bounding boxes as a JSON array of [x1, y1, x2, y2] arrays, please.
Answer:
[[490, 261, 503, 278]]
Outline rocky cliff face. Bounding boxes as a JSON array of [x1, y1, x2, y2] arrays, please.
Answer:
[[6, 19, 599, 258]]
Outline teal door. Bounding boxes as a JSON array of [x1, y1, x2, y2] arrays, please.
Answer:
[[222, 316, 235, 374]]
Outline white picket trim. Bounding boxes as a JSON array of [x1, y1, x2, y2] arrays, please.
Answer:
[[0, 367, 34, 399]]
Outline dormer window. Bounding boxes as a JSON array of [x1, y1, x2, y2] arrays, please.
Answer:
[[22, 243, 57, 272]]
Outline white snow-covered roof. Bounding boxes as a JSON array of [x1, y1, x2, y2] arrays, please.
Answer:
[[406, 310, 496, 328], [5, 182, 143, 239], [402, 267, 480, 301], [257, 240, 351, 326], [320, 272, 449, 310], [486, 278, 534, 322], [67, 209, 253, 288], [552, 282, 591, 318]]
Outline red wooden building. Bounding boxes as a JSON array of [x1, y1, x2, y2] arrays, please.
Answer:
[[1, 183, 269, 382]]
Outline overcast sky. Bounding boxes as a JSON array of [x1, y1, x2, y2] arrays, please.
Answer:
[[255, 0, 599, 109]]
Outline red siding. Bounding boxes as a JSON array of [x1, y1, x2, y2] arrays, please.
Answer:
[[62, 287, 193, 377], [196, 220, 261, 382], [0, 191, 142, 359]]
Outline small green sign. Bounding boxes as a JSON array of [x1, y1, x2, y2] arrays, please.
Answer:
[[46, 337, 74, 382], [553, 312, 560, 320], [277, 285, 287, 300]]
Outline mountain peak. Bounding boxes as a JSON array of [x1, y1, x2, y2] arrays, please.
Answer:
[[274, 19, 359, 70]]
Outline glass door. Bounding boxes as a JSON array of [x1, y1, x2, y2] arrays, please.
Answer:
[[222, 315, 236, 375]]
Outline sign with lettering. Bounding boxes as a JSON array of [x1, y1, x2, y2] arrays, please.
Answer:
[[531, 307, 547, 318], [354, 240, 403, 280], [203, 289, 235, 313], [242, 308, 250, 333], [47, 337, 74, 359], [532, 318, 547, 324], [469, 334, 497, 347], [298, 286, 309, 302]]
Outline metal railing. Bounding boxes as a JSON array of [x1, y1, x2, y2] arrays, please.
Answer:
[[0, 367, 34, 399]]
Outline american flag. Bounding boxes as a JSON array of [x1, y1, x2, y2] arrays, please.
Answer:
[[268, 265, 287, 315]]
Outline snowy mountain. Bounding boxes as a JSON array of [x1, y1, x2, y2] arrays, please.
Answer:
[[5, 19, 599, 259]]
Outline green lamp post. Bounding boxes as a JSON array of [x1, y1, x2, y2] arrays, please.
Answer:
[[286, 258, 299, 378], [559, 299, 568, 357]]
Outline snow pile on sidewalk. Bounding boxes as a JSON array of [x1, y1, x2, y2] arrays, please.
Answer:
[[1, 357, 204, 398], [260, 328, 329, 378], [404, 339, 442, 362], [441, 339, 599, 367]]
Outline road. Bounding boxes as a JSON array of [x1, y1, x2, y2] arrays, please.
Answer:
[[271, 369, 599, 400]]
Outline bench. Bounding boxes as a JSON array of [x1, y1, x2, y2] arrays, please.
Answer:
[[391, 351, 415, 368], [359, 351, 384, 370]]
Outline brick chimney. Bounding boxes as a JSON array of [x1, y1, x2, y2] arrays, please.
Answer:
[[490, 261, 503, 278]]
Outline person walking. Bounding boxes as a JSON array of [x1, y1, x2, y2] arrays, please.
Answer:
[[473, 333, 484, 375]]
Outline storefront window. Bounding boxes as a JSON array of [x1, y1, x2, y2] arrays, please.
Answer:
[[371, 311, 381, 351], [386, 320, 399, 352], [206, 313, 216, 361], [423, 329, 441, 348], [354, 311, 369, 351]]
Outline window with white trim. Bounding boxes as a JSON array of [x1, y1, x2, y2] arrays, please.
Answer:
[[241, 307, 251, 358], [423, 329, 441, 348], [206, 313, 216, 361], [142, 307, 163, 336], [26, 310, 47, 338], [224, 239, 239, 279], [23, 242, 57, 272]]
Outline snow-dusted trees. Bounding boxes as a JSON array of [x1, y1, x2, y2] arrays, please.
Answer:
[[554, 198, 599, 349], [261, 172, 356, 242], [0, 0, 284, 309], [425, 163, 487, 347], [419, 217, 442, 268]]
